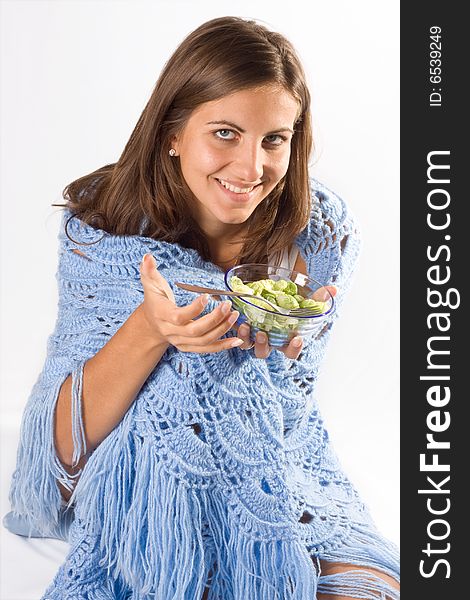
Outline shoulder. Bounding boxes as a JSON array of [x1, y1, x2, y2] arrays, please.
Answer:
[[294, 178, 362, 285], [56, 210, 195, 279], [308, 178, 360, 237], [58, 209, 107, 246], [296, 178, 360, 253]]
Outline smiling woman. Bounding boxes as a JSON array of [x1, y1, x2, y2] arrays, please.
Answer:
[[4, 15, 399, 600], [54, 17, 313, 274], [171, 85, 299, 261]]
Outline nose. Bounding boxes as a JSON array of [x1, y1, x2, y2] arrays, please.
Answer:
[[232, 140, 264, 183]]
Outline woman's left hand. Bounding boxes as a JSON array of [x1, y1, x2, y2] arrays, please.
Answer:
[[236, 324, 303, 359]]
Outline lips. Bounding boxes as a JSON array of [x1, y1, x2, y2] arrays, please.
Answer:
[[215, 178, 260, 194]]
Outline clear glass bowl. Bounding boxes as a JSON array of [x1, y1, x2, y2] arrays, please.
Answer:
[[224, 263, 336, 348]]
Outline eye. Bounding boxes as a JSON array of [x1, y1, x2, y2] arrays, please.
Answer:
[[264, 134, 287, 146], [215, 129, 236, 141]]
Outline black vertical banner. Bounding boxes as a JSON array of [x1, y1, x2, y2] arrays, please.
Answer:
[[401, 4, 465, 599]]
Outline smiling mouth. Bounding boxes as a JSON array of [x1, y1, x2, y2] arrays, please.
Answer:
[[215, 178, 260, 194]]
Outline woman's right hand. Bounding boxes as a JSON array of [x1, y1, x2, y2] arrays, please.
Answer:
[[139, 253, 244, 354]]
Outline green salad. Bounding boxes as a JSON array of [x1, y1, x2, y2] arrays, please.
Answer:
[[229, 275, 326, 333]]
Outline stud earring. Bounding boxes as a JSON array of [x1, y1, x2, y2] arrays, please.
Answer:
[[169, 148, 176, 157]]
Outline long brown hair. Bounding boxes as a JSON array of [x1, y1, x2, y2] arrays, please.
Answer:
[[60, 16, 313, 265]]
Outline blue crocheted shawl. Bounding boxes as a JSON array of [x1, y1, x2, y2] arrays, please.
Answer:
[[8, 180, 399, 599]]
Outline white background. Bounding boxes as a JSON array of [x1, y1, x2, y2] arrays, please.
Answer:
[[0, 1, 399, 598]]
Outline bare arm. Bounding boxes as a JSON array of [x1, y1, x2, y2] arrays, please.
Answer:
[[54, 253, 243, 500], [54, 303, 169, 467]]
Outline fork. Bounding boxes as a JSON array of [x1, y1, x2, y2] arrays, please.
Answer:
[[175, 282, 326, 317]]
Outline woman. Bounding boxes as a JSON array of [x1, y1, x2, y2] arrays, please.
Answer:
[[4, 16, 399, 599]]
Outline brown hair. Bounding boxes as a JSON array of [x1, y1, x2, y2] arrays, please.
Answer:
[[60, 16, 313, 265]]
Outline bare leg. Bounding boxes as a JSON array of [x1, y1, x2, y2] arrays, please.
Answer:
[[316, 560, 400, 600], [200, 559, 400, 599]]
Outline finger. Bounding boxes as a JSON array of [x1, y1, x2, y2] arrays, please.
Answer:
[[175, 335, 245, 354], [141, 254, 215, 324], [160, 297, 234, 339], [180, 314, 248, 352], [140, 254, 176, 303], [145, 286, 210, 326], [236, 323, 254, 350], [312, 285, 338, 301], [168, 300, 240, 346], [253, 330, 271, 359], [185, 306, 240, 347], [281, 335, 303, 360], [180, 299, 235, 336]]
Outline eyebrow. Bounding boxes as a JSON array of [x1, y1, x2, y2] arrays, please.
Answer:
[[206, 120, 294, 135]]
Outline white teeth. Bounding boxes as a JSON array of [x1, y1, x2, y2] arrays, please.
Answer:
[[217, 179, 254, 194]]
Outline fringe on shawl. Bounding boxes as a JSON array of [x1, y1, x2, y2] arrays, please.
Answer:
[[65, 419, 399, 600], [6, 354, 400, 600], [8, 353, 399, 598], [68, 417, 318, 600], [69, 427, 207, 598], [7, 362, 87, 539], [201, 486, 318, 599]]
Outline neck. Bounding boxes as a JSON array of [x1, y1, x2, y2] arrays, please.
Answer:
[[210, 245, 242, 271], [205, 225, 248, 264]]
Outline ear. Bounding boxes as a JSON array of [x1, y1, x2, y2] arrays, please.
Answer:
[[170, 134, 180, 157]]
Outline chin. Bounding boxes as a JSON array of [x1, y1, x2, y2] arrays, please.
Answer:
[[219, 210, 253, 223]]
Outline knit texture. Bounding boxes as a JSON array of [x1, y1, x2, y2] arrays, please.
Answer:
[[7, 179, 399, 599]]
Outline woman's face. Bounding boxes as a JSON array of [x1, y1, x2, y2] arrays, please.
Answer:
[[173, 85, 299, 240]]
